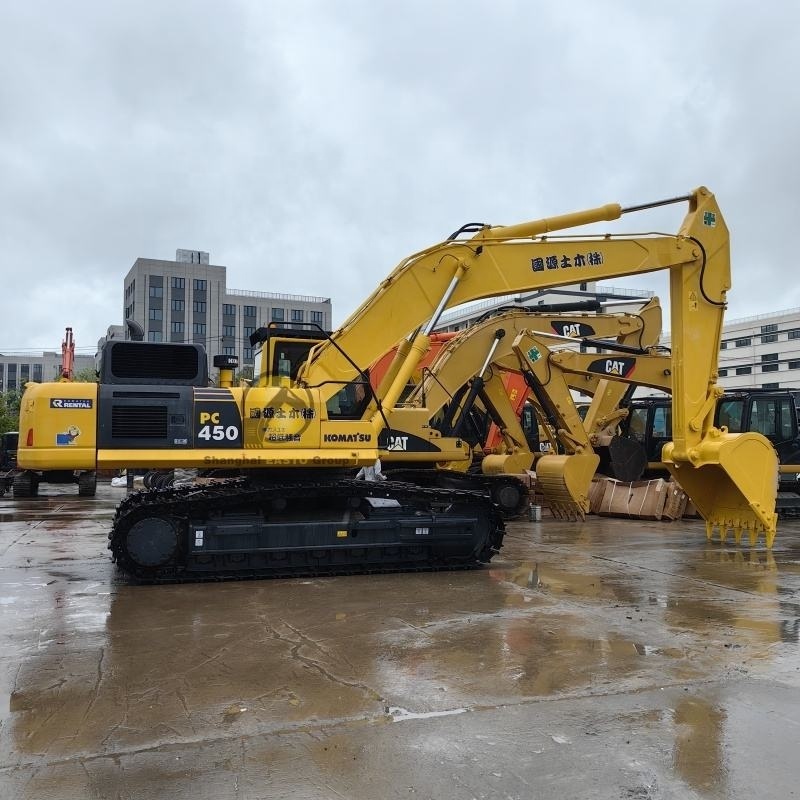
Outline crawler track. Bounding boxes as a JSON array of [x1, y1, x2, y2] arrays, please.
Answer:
[[109, 478, 505, 583]]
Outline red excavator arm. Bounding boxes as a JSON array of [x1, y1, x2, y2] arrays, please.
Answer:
[[60, 327, 75, 381]]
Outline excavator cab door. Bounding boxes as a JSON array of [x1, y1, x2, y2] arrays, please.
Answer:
[[254, 325, 326, 385]]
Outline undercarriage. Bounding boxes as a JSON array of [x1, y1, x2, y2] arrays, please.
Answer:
[[109, 478, 505, 583]]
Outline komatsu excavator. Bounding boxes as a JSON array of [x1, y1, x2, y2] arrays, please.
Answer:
[[16, 187, 779, 580]]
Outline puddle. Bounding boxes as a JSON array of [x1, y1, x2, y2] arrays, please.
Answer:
[[387, 705, 468, 722]]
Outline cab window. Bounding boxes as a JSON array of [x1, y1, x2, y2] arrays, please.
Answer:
[[779, 398, 796, 440], [717, 399, 744, 432], [747, 397, 796, 442], [748, 399, 778, 438], [628, 407, 648, 441], [651, 405, 671, 438]]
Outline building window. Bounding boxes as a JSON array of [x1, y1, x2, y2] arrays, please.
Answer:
[[149, 308, 163, 320], [271, 308, 285, 322], [171, 322, 184, 333], [20, 364, 30, 383], [762, 383, 780, 389], [148, 331, 163, 342], [193, 301, 206, 313], [735, 366, 752, 376], [720, 341, 727, 350], [223, 325, 236, 337], [222, 346, 236, 356], [171, 299, 185, 311], [244, 326, 255, 338], [243, 347, 253, 361], [718, 368, 728, 377], [789, 360, 800, 370], [789, 329, 800, 340], [734, 337, 751, 347], [761, 354, 779, 373], [7, 363, 17, 390], [243, 305, 256, 317], [171, 277, 185, 289], [223, 304, 236, 316], [291, 309, 304, 323], [193, 323, 206, 335], [193, 279, 207, 291], [761, 323, 778, 343], [33, 364, 42, 382], [148, 286, 163, 298], [310, 311, 324, 324]]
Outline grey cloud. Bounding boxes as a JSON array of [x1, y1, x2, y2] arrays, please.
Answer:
[[1, 0, 798, 353]]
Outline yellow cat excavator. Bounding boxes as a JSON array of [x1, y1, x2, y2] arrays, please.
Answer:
[[15, 187, 778, 580], [388, 299, 662, 514]]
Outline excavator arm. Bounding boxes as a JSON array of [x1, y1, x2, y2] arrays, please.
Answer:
[[297, 199, 690, 406], [387, 301, 662, 516], [301, 186, 773, 544], [407, 300, 662, 416]]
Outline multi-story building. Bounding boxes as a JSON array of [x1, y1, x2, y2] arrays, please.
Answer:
[[717, 309, 800, 391], [0, 351, 96, 392], [123, 250, 332, 370]]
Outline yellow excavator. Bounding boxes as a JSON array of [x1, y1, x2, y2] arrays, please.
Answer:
[[493, 331, 675, 519], [15, 187, 778, 580], [389, 299, 663, 514]]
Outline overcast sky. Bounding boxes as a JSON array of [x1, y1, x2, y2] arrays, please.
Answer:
[[1, 0, 798, 354]]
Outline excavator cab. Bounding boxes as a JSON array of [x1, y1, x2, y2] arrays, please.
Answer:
[[716, 391, 800, 464], [251, 324, 327, 386]]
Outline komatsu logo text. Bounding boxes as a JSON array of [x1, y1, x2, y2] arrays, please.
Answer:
[[323, 433, 372, 443]]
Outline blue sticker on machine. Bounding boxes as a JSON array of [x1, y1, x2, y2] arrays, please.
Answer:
[[50, 398, 93, 409], [56, 426, 81, 445]]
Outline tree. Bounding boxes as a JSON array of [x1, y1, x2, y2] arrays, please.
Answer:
[[0, 390, 22, 434], [72, 367, 99, 383]]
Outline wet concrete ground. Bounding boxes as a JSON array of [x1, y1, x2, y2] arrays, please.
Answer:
[[0, 484, 798, 800]]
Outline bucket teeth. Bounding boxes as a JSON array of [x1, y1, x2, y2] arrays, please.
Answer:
[[546, 501, 585, 521], [703, 515, 777, 549]]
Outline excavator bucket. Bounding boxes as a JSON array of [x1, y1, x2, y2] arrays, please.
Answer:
[[535, 452, 600, 520], [663, 432, 778, 548]]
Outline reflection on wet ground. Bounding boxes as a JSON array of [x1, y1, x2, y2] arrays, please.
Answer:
[[0, 485, 798, 798]]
